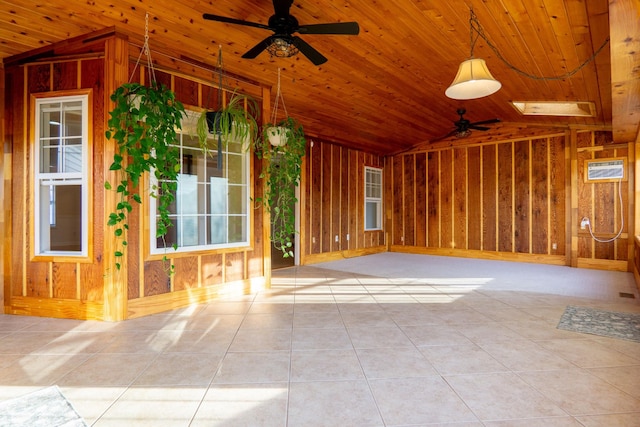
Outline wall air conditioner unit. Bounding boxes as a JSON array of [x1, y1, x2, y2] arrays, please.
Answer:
[[584, 158, 626, 182]]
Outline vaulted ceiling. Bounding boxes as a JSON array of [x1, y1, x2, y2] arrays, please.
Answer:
[[1, 0, 639, 155]]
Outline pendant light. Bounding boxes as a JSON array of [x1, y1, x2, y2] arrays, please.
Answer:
[[445, 9, 501, 100]]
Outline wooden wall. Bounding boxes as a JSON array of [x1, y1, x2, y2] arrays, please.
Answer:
[[388, 130, 632, 271], [302, 139, 386, 264], [3, 31, 269, 320]]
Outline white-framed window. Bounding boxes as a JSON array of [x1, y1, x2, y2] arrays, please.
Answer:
[[365, 166, 383, 231], [149, 111, 251, 254], [34, 94, 90, 256]]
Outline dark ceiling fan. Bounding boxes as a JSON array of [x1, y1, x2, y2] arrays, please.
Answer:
[[203, 0, 360, 65], [434, 108, 500, 141]]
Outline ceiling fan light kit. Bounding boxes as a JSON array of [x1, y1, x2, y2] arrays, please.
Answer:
[[203, 0, 359, 65], [445, 57, 502, 100]]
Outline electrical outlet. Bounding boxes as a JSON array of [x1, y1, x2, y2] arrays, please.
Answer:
[[552, 242, 557, 250], [335, 235, 339, 242], [312, 237, 316, 244], [346, 234, 350, 241], [401, 236, 404, 243], [580, 218, 590, 230]]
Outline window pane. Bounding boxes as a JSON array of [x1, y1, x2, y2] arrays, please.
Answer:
[[36, 95, 87, 256], [40, 184, 82, 251], [365, 201, 379, 230], [151, 110, 249, 253], [364, 167, 382, 231]]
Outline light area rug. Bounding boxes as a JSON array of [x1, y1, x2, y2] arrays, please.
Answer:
[[0, 386, 87, 427], [557, 305, 640, 343]]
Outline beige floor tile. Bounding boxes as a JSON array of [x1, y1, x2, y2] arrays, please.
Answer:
[[239, 313, 295, 330], [356, 346, 438, 378], [92, 386, 205, 426], [483, 417, 585, 426], [518, 369, 640, 415], [0, 332, 66, 354], [133, 352, 222, 386], [288, 380, 383, 427], [57, 353, 157, 386], [59, 386, 127, 425], [478, 340, 577, 371], [347, 325, 415, 348], [444, 372, 566, 420], [574, 413, 640, 427], [213, 351, 290, 384], [291, 327, 351, 351], [291, 349, 364, 381], [454, 322, 528, 343], [191, 383, 288, 427], [227, 328, 291, 352], [420, 344, 508, 375], [537, 338, 640, 368], [401, 324, 473, 347], [587, 365, 640, 399], [369, 376, 478, 425], [0, 354, 91, 386], [292, 311, 345, 329], [161, 329, 235, 354]]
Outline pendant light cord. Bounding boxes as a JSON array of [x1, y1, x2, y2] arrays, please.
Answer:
[[468, 8, 609, 81]]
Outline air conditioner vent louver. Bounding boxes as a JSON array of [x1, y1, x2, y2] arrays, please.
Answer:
[[585, 159, 624, 182]]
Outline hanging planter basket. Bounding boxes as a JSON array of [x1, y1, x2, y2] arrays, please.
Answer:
[[265, 125, 289, 146]]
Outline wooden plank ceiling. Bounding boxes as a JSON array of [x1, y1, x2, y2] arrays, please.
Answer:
[[1, 0, 638, 155]]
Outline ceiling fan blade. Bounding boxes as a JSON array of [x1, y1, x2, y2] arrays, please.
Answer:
[[273, 0, 293, 17], [242, 36, 274, 59], [203, 13, 271, 31], [291, 36, 327, 65], [298, 22, 360, 35], [470, 118, 500, 126], [469, 125, 490, 131]]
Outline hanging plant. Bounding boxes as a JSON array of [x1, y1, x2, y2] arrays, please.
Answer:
[[196, 91, 260, 153], [196, 46, 260, 154], [105, 81, 185, 270], [254, 69, 306, 258]]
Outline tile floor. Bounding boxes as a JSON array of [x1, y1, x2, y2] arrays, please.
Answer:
[[0, 253, 639, 426]]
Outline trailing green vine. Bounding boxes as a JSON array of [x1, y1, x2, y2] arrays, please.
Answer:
[[255, 116, 306, 258], [105, 82, 185, 270]]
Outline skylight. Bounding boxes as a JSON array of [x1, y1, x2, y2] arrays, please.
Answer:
[[511, 101, 596, 117]]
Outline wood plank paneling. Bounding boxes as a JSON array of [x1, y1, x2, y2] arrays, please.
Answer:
[[531, 138, 549, 254], [341, 147, 349, 249], [310, 142, 322, 254], [201, 254, 223, 286], [403, 155, 415, 246], [427, 152, 439, 248], [467, 146, 481, 250], [173, 256, 199, 291], [392, 156, 403, 246], [497, 143, 513, 253], [321, 142, 332, 252], [52, 262, 77, 299], [415, 153, 427, 247], [53, 61, 78, 91], [440, 150, 453, 249], [143, 261, 171, 297], [331, 145, 341, 251], [514, 140, 530, 253], [225, 252, 245, 283], [482, 145, 497, 251], [549, 135, 565, 254], [453, 148, 466, 250]]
